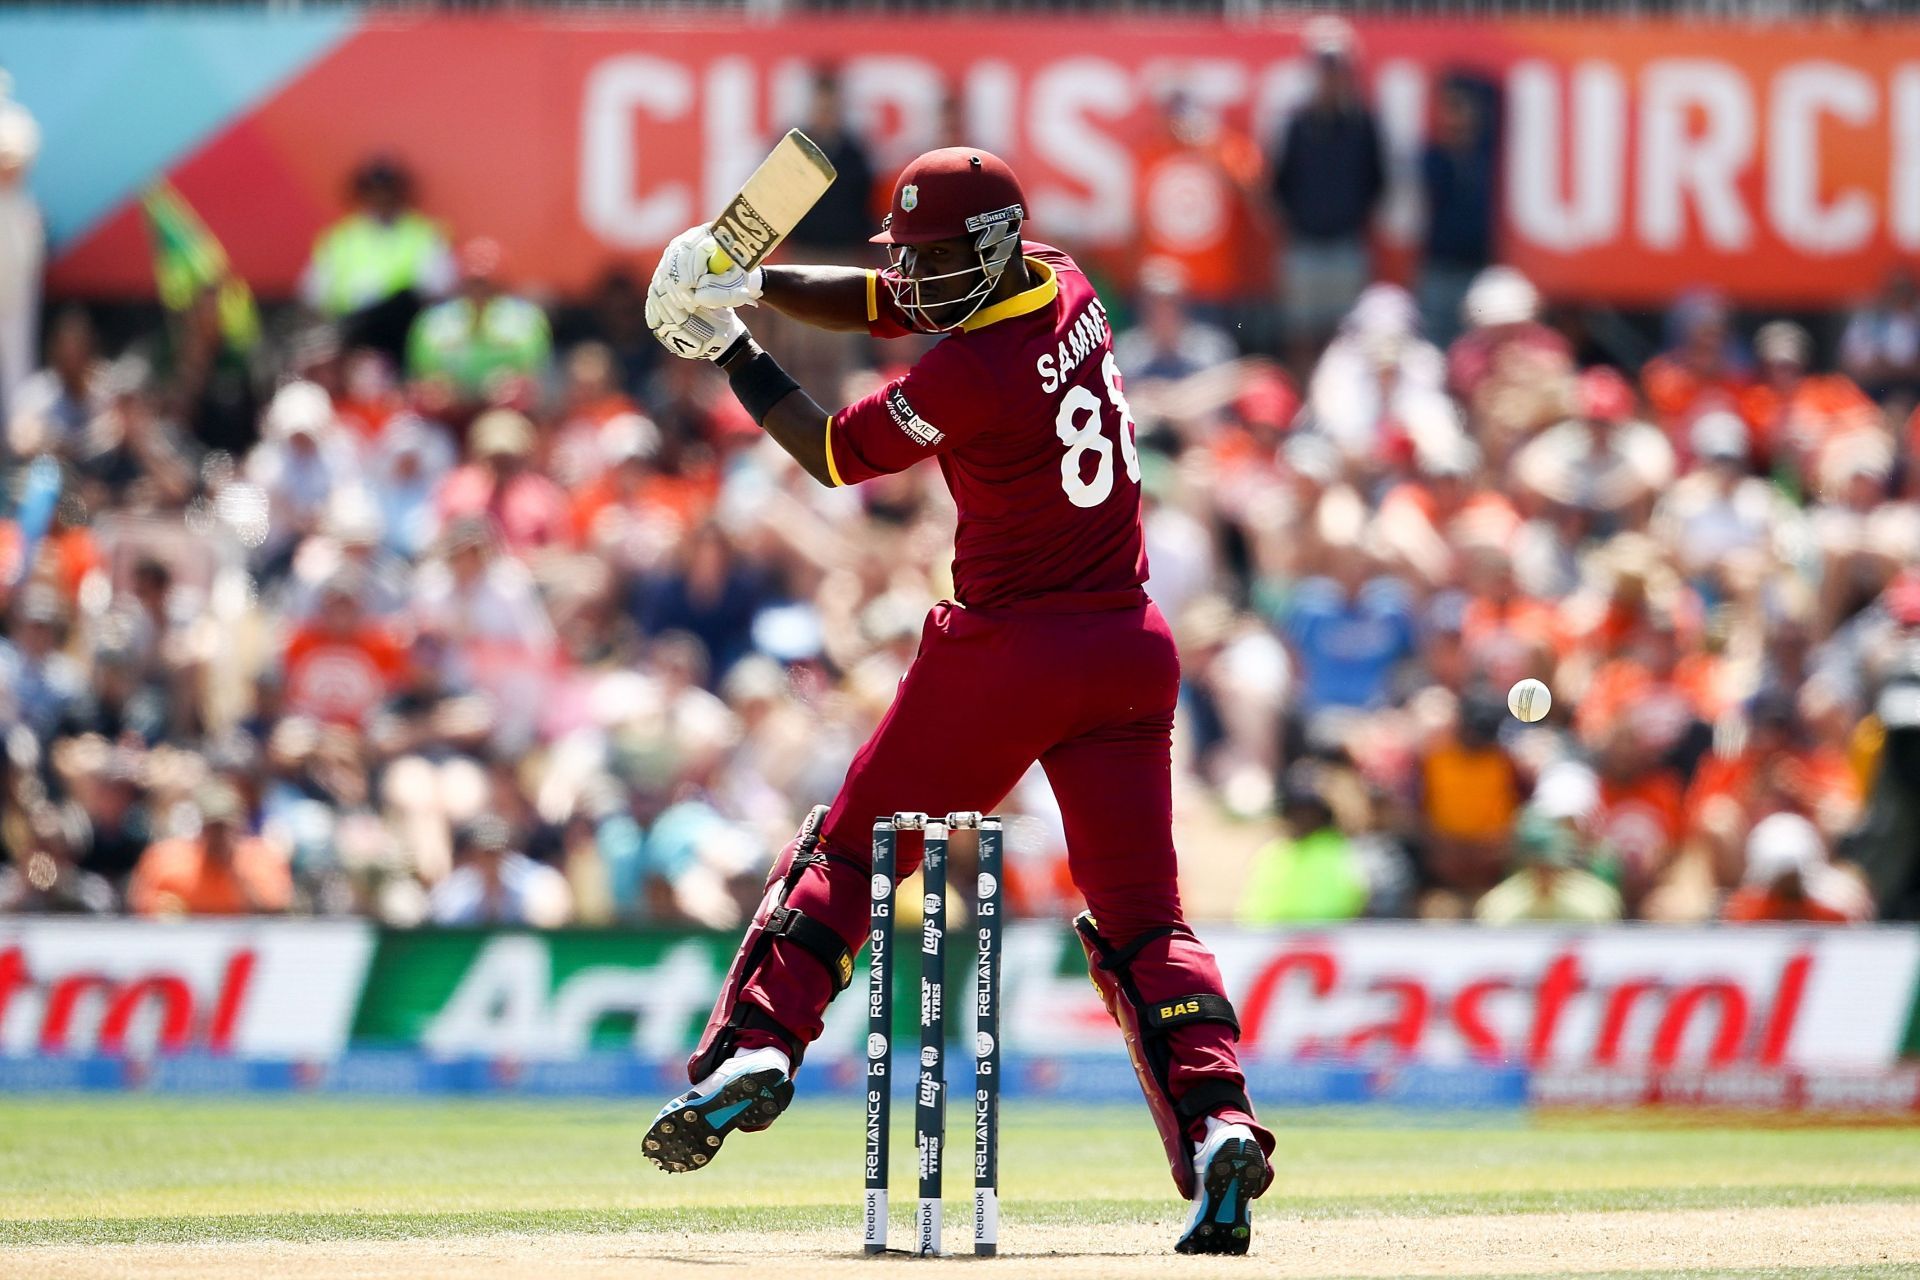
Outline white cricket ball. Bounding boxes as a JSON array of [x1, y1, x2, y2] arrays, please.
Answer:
[[1508, 678, 1552, 723]]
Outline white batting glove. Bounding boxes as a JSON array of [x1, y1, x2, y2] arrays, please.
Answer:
[[645, 281, 689, 333], [652, 303, 745, 362], [654, 225, 717, 312], [691, 260, 764, 311]]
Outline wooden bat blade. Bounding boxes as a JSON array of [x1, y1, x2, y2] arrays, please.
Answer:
[[708, 129, 839, 272]]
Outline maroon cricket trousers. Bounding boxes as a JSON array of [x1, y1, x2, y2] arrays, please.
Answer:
[[738, 590, 1267, 1149]]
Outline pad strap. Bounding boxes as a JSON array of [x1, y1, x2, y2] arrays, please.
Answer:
[[1174, 1078, 1254, 1124], [768, 905, 855, 993], [735, 1002, 805, 1062], [1093, 925, 1178, 972], [1142, 993, 1240, 1038]]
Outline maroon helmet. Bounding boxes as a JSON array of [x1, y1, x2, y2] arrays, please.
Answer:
[[872, 147, 1027, 332]]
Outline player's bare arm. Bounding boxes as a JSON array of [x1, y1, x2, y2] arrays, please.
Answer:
[[645, 155, 1037, 488], [755, 266, 872, 332], [695, 239, 1034, 486], [715, 334, 836, 486]]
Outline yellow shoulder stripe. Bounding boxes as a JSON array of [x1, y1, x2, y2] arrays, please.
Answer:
[[824, 414, 845, 487]]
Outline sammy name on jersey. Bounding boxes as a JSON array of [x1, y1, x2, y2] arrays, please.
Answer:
[[1035, 298, 1112, 394]]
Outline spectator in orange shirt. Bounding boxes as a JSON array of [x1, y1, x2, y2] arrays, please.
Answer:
[[1688, 689, 1862, 890], [1417, 690, 1524, 896], [435, 408, 569, 556], [1375, 437, 1518, 591], [547, 341, 650, 490], [7, 481, 106, 610], [1557, 533, 1704, 671], [1640, 289, 1748, 444], [128, 782, 291, 917], [333, 348, 407, 445], [1738, 320, 1878, 492], [1457, 543, 1556, 688], [1575, 618, 1710, 772], [1721, 812, 1871, 924], [1133, 92, 1268, 315], [570, 416, 716, 565], [1592, 717, 1686, 912], [281, 569, 408, 728]]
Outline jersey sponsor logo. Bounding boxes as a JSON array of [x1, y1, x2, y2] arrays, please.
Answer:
[[886, 386, 944, 447], [964, 203, 1024, 232], [1035, 297, 1112, 393]]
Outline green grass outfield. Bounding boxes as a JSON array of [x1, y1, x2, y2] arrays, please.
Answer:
[[1, 1096, 1917, 1259]]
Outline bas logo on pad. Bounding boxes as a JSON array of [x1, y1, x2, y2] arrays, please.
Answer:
[[885, 387, 943, 448]]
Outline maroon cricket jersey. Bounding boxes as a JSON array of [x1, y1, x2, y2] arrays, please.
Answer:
[[827, 242, 1148, 610]]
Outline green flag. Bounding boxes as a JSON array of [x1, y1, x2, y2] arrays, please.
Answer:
[[140, 182, 261, 351]]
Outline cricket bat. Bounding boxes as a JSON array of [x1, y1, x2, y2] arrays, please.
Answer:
[[707, 129, 837, 272], [676, 130, 835, 349]]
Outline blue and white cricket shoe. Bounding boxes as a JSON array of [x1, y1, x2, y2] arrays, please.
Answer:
[[644, 1046, 794, 1174], [1174, 1121, 1269, 1255]]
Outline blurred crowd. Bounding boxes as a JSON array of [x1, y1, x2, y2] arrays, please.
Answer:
[[1, 35, 1918, 932]]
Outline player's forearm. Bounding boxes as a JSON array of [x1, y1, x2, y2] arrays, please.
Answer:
[[757, 266, 874, 333], [718, 336, 838, 486]]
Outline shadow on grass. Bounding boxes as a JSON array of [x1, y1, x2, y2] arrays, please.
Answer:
[[6, 1183, 1920, 1249]]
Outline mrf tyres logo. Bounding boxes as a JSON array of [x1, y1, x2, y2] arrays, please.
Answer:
[[886, 387, 943, 448]]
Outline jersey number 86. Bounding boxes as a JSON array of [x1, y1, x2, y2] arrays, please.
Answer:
[[1055, 352, 1142, 509]]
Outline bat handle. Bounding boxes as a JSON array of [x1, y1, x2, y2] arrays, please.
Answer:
[[707, 246, 736, 273]]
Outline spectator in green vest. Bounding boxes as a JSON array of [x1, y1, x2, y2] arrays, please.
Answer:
[[406, 237, 552, 409], [1474, 809, 1624, 925], [1240, 764, 1369, 923], [301, 157, 454, 363]]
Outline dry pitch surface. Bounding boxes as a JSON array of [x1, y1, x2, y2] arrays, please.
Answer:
[[3, 1098, 1917, 1280]]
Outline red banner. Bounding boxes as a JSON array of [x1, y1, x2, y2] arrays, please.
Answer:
[[50, 16, 1920, 305]]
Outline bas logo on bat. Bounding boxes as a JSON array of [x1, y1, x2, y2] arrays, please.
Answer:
[[713, 198, 775, 266]]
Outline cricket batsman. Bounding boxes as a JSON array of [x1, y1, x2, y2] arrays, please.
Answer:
[[641, 147, 1275, 1254]]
